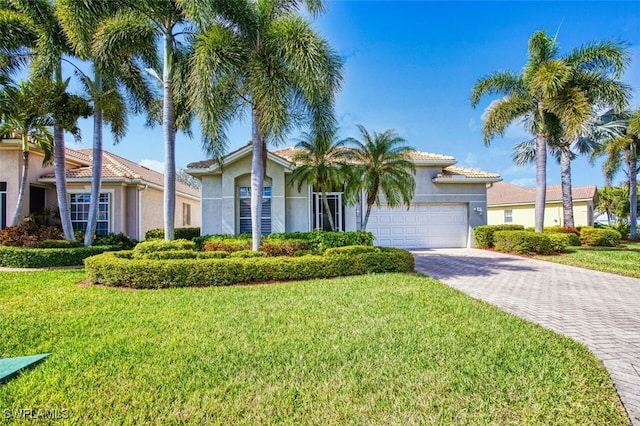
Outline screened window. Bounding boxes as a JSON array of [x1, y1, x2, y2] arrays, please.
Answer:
[[70, 193, 110, 236], [504, 209, 513, 223], [239, 186, 271, 234]]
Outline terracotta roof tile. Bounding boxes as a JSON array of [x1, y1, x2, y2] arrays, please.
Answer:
[[437, 166, 501, 180], [487, 181, 597, 205], [40, 148, 199, 197]]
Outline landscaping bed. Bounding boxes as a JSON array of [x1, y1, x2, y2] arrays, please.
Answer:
[[84, 246, 414, 288]]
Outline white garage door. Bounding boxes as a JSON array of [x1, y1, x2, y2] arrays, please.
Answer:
[[367, 203, 468, 248]]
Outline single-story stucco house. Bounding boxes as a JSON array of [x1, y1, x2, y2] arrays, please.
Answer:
[[186, 143, 501, 248], [487, 181, 598, 227], [0, 139, 200, 239]]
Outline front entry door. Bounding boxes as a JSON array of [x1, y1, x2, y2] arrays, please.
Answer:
[[313, 192, 343, 231]]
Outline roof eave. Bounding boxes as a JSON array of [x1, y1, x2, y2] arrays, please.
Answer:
[[414, 159, 457, 166], [433, 177, 502, 184]]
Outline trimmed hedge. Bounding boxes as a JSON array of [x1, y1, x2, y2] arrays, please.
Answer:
[[548, 232, 581, 247], [0, 246, 115, 268], [325, 245, 380, 256], [141, 250, 230, 260], [144, 227, 201, 241], [84, 247, 415, 289], [473, 225, 525, 248], [580, 227, 621, 247], [196, 231, 374, 253], [36, 239, 83, 249], [133, 239, 196, 254], [493, 231, 566, 255]]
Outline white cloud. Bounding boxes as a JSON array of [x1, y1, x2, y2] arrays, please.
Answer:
[[139, 159, 164, 173]]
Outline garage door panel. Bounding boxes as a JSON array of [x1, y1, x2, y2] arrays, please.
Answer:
[[367, 203, 468, 248]]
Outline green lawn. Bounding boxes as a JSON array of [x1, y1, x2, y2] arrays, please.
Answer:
[[0, 271, 627, 425], [535, 241, 640, 278]]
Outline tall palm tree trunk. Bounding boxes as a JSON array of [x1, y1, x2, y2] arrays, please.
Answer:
[[54, 123, 74, 240], [534, 133, 547, 232], [163, 33, 176, 241], [560, 144, 575, 228], [251, 107, 264, 251], [362, 203, 374, 232], [320, 187, 336, 231], [628, 152, 638, 240], [84, 74, 103, 246], [10, 139, 29, 226]]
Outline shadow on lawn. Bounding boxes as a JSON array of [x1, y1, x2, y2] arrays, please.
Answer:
[[411, 251, 538, 280]]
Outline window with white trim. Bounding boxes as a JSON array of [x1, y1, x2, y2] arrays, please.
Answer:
[[70, 193, 110, 236], [504, 209, 513, 223], [239, 186, 271, 234]]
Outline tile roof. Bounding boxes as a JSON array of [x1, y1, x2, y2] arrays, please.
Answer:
[[487, 181, 597, 205], [436, 166, 501, 180], [40, 148, 199, 197], [187, 145, 459, 169]]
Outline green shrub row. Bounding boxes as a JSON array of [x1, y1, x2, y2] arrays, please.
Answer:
[[144, 227, 201, 241], [84, 247, 415, 289], [493, 231, 567, 255], [133, 239, 196, 254], [195, 231, 373, 254], [0, 246, 115, 268], [473, 225, 525, 248], [580, 227, 621, 247]]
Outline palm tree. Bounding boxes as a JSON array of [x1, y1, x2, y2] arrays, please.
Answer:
[[189, 0, 342, 250], [56, 0, 156, 245], [471, 30, 629, 232], [289, 130, 350, 231], [343, 125, 415, 232], [513, 109, 626, 227], [597, 108, 640, 240], [0, 0, 87, 240], [0, 80, 53, 226], [93, 0, 195, 241]]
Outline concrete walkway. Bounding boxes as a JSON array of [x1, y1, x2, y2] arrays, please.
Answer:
[[413, 248, 640, 426]]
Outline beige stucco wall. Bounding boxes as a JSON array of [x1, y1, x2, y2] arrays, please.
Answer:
[[200, 155, 287, 235], [0, 146, 59, 222], [488, 200, 594, 228]]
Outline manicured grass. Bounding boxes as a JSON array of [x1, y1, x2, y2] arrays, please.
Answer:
[[0, 271, 627, 425], [535, 241, 640, 278]]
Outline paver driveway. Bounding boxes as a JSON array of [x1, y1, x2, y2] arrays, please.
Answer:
[[413, 248, 640, 426]]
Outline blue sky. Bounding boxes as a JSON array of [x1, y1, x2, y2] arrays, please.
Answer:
[[67, 0, 640, 188]]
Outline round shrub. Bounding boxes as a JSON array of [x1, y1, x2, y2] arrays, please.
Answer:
[[473, 225, 525, 249], [580, 227, 621, 247], [493, 231, 558, 255], [145, 227, 201, 240], [546, 233, 572, 252], [133, 239, 195, 254], [95, 233, 138, 250]]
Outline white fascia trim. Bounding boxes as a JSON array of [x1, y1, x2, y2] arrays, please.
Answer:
[[432, 177, 502, 184]]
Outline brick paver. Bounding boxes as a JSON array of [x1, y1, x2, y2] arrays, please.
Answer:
[[413, 248, 640, 425]]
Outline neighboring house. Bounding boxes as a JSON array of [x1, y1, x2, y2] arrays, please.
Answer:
[[0, 139, 200, 239], [487, 181, 598, 227], [186, 143, 501, 248]]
